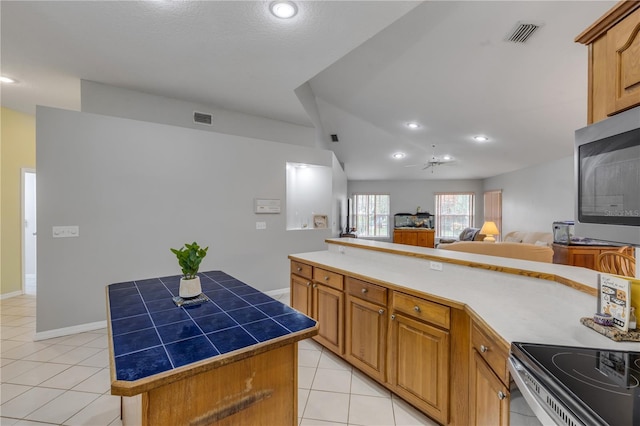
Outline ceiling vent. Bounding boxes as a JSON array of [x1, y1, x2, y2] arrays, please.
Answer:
[[331, 134, 339, 142], [505, 21, 541, 43], [193, 111, 213, 126]]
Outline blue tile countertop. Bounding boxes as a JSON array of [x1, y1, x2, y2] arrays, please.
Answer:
[[106, 271, 317, 395]]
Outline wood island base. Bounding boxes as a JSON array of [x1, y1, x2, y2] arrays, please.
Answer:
[[121, 343, 298, 426]]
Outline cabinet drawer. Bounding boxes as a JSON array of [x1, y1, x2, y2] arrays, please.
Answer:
[[471, 322, 509, 385], [291, 260, 312, 279], [346, 277, 387, 305], [392, 292, 450, 329], [314, 268, 344, 291]]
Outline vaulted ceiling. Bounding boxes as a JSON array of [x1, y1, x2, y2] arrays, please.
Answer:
[[1, 1, 615, 180]]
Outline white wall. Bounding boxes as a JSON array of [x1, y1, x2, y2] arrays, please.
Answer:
[[81, 80, 316, 148], [348, 179, 484, 241], [483, 156, 574, 235], [36, 106, 345, 335]]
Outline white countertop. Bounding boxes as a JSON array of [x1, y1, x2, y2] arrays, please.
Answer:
[[290, 238, 640, 351]]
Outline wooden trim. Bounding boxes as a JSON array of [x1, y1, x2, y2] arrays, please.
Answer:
[[322, 239, 597, 297], [575, 1, 640, 44]]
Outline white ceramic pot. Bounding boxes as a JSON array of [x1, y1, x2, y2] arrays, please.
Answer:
[[179, 276, 202, 298]]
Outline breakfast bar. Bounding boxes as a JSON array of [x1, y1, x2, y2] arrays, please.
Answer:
[[106, 270, 317, 426]]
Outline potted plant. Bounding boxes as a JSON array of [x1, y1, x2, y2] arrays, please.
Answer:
[[170, 241, 209, 298]]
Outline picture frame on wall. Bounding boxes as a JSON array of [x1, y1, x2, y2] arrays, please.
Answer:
[[313, 215, 328, 229]]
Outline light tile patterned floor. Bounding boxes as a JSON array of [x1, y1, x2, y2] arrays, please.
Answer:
[[1, 293, 438, 425]]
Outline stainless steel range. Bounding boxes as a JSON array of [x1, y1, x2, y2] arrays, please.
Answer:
[[509, 342, 640, 426]]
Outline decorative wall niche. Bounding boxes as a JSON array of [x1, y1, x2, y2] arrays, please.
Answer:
[[286, 162, 332, 230]]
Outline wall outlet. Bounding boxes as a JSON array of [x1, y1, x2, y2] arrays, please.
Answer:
[[256, 222, 266, 230], [429, 261, 443, 271], [52, 226, 79, 238]]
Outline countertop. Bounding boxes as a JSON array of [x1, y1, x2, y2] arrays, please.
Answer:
[[289, 238, 640, 351], [106, 270, 317, 395]]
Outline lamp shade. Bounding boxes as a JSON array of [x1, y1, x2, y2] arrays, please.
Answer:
[[480, 221, 499, 242]]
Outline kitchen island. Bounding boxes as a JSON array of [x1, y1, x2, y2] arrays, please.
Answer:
[[106, 270, 317, 426], [289, 238, 639, 425]]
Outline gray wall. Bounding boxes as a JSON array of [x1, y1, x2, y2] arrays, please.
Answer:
[[483, 156, 574, 235], [81, 80, 316, 148], [348, 179, 484, 241], [36, 106, 344, 335]]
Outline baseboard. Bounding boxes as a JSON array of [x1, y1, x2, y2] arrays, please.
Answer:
[[0, 290, 24, 300], [34, 320, 107, 341], [264, 287, 289, 297]]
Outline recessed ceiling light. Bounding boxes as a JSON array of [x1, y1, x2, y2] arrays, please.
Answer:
[[473, 135, 489, 142], [406, 122, 420, 129], [0, 76, 16, 83], [270, 1, 297, 18], [392, 152, 406, 159]]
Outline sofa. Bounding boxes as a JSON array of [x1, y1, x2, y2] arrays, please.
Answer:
[[438, 230, 554, 263]]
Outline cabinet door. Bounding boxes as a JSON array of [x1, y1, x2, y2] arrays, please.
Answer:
[[345, 295, 387, 382], [291, 275, 313, 317], [568, 248, 599, 270], [469, 351, 509, 426], [313, 283, 344, 355], [417, 232, 428, 247], [388, 313, 449, 424], [607, 7, 640, 115]]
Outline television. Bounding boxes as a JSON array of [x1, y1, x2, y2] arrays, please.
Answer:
[[575, 105, 640, 245]]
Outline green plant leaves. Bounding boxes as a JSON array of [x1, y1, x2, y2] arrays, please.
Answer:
[[170, 241, 209, 279]]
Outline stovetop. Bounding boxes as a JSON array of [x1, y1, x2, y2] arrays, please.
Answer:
[[512, 342, 640, 426]]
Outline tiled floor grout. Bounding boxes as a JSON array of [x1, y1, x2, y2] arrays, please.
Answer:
[[1, 292, 436, 425]]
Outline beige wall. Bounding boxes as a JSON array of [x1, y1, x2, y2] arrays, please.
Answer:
[[1, 107, 36, 296]]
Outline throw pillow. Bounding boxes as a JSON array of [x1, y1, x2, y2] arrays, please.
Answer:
[[504, 236, 522, 243]]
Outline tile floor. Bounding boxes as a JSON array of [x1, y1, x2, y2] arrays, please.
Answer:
[[1, 293, 437, 426]]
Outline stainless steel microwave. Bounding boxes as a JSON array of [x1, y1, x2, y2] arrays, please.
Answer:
[[574, 105, 640, 245]]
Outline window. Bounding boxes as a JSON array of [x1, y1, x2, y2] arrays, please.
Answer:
[[353, 194, 390, 238], [435, 192, 475, 238]]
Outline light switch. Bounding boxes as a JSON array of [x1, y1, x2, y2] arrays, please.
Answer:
[[256, 222, 266, 230], [52, 226, 79, 238]]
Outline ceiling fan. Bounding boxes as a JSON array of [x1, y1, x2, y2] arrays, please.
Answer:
[[406, 144, 456, 173]]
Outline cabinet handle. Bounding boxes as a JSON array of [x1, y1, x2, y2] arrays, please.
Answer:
[[306, 281, 311, 287], [297, 267, 302, 272], [361, 288, 368, 294], [414, 305, 421, 313], [391, 314, 396, 320], [378, 309, 384, 315], [324, 276, 330, 281], [497, 391, 506, 400], [480, 345, 489, 353], [313, 283, 317, 288]]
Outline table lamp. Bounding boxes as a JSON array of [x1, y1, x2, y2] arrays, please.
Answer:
[[480, 221, 499, 242]]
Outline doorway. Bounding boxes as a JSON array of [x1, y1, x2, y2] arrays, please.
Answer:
[[22, 169, 36, 294]]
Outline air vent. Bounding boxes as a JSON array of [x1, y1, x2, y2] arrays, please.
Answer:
[[193, 111, 213, 126], [330, 134, 339, 142], [505, 21, 541, 43]]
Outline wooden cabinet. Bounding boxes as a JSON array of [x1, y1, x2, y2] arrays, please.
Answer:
[[290, 262, 345, 356], [469, 352, 509, 426], [576, 1, 640, 123], [388, 291, 450, 424], [469, 321, 510, 426], [393, 229, 435, 248], [552, 244, 634, 270], [345, 277, 388, 382], [312, 267, 345, 355]]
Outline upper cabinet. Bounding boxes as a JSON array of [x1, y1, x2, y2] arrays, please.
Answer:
[[576, 1, 640, 123]]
